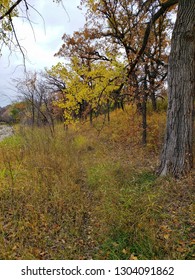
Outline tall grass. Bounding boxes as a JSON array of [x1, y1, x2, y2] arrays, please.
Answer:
[[0, 107, 194, 259]]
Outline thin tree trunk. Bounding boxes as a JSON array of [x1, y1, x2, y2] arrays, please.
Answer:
[[107, 99, 110, 123], [142, 97, 147, 145], [151, 91, 157, 112], [31, 97, 35, 126], [90, 108, 93, 126], [142, 73, 148, 145], [158, 0, 195, 177]]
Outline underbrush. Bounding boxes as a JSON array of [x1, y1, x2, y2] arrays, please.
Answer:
[[0, 107, 194, 259]]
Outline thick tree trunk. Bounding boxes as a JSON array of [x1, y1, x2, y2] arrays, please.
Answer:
[[158, 0, 195, 177]]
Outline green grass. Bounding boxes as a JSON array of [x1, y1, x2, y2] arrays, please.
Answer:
[[0, 108, 194, 260]]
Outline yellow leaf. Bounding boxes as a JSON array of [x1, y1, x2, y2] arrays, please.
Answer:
[[190, 239, 195, 245], [129, 254, 138, 260], [122, 249, 127, 254], [164, 234, 170, 240], [12, 245, 17, 250]]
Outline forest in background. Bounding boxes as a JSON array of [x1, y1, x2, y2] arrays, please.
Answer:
[[0, 0, 194, 260], [1, 0, 177, 146]]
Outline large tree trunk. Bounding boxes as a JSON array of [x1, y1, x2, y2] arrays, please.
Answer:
[[158, 0, 195, 177]]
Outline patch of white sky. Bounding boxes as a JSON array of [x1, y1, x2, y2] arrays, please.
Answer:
[[0, 0, 86, 106]]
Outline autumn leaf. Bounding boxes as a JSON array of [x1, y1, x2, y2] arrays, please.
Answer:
[[163, 234, 170, 240], [112, 242, 119, 247], [129, 254, 138, 260], [122, 248, 127, 254], [189, 239, 195, 245], [176, 247, 187, 253]]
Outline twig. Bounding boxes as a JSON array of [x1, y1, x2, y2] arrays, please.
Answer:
[[8, 14, 26, 71]]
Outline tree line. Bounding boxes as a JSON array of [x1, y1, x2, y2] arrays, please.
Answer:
[[0, 0, 194, 178]]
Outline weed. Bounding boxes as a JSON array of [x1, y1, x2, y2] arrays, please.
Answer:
[[0, 108, 194, 259]]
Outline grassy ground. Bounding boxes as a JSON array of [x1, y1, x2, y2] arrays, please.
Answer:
[[0, 105, 194, 259]]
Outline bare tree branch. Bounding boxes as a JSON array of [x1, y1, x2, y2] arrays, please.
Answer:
[[128, 0, 178, 75], [8, 14, 26, 70]]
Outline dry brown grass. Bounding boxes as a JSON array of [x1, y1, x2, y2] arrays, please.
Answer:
[[0, 106, 194, 259]]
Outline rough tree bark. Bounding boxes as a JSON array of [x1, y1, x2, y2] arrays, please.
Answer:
[[158, 0, 195, 177]]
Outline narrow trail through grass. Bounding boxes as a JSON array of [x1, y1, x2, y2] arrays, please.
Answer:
[[0, 108, 194, 259]]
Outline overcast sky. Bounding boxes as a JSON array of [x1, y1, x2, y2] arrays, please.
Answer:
[[0, 0, 85, 107]]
